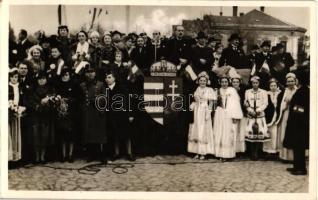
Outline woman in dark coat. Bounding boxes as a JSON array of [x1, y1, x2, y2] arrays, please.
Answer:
[[55, 69, 80, 162], [283, 71, 309, 175], [99, 33, 115, 81], [79, 66, 107, 163], [28, 72, 56, 164]]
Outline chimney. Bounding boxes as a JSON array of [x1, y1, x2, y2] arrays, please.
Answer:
[[260, 6, 265, 12], [233, 6, 238, 17], [239, 12, 244, 17]]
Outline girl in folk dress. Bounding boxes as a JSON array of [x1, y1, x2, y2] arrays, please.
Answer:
[[231, 76, 247, 154], [276, 73, 298, 162], [8, 68, 25, 164], [214, 76, 243, 161], [188, 71, 216, 160], [263, 78, 281, 156], [244, 76, 269, 140]]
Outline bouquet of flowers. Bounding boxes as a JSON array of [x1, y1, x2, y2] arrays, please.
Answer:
[[56, 97, 69, 118], [9, 100, 26, 119]]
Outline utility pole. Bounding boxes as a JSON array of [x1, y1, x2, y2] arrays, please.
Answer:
[[126, 5, 131, 33]]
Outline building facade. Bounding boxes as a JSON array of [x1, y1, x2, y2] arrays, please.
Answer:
[[178, 8, 307, 63]]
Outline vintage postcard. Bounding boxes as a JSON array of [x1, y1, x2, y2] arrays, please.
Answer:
[[0, 0, 316, 199]]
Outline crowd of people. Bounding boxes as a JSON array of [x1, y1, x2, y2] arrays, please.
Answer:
[[8, 24, 310, 176]]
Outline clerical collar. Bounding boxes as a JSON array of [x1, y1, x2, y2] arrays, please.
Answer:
[[263, 52, 268, 56], [109, 82, 116, 90]]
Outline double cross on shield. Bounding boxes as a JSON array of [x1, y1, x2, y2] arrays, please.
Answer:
[[144, 76, 183, 126]]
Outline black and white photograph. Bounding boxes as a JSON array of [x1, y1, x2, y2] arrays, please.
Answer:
[[0, 1, 316, 199]]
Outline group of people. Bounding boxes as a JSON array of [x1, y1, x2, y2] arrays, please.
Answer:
[[8, 25, 309, 175]]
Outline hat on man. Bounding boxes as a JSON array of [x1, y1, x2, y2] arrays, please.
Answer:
[[261, 40, 271, 48], [228, 33, 241, 42], [111, 30, 123, 37], [276, 43, 285, 49], [197, 31, 207, 39], [251, 44, 260, 51]]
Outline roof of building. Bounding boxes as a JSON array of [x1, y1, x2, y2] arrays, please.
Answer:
[[183, 9, 306, 33]]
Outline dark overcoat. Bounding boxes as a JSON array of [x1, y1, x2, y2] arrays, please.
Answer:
[[283, 86, 309, 149]]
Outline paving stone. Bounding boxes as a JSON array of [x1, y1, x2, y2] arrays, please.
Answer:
[[8, 156, 308, 192]]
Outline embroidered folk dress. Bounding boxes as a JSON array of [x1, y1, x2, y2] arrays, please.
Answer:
[[244, 88, 269, 140], [213, 87, 243, 158], [263, 90, 281, 153], [187, 86, 216, 155], [276, 87, 297, 161]]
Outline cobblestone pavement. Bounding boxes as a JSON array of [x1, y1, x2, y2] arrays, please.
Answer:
[[8, 155, 308, 192]]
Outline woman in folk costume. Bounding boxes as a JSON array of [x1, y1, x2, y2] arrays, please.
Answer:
[[275, 72, 298, 162], [26, 45, 46, 75], [244, 76, 269, 140], [263, 78, 281, 157], [89, 31, 103, 68], [28, 72, 57, 164], [188, 71, 216, 160], [231, 75, 247, 154], [214, 76, 243, 161], [8, 68, 25, 165], [71, 31, 94, 74]]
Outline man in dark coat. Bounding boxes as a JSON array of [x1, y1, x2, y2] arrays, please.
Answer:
[[104, 71, 135, 161], [16, 29, 34, 62], [162, 25, 192, 68], [253, 41, 273, 89], [283, 71, 309, 175], [219, 33, 246, 69], [130, 36, 154, 76], [17, 61, 35, 165], [246, 45, 260, 69], [191, 31, 213, 74]]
